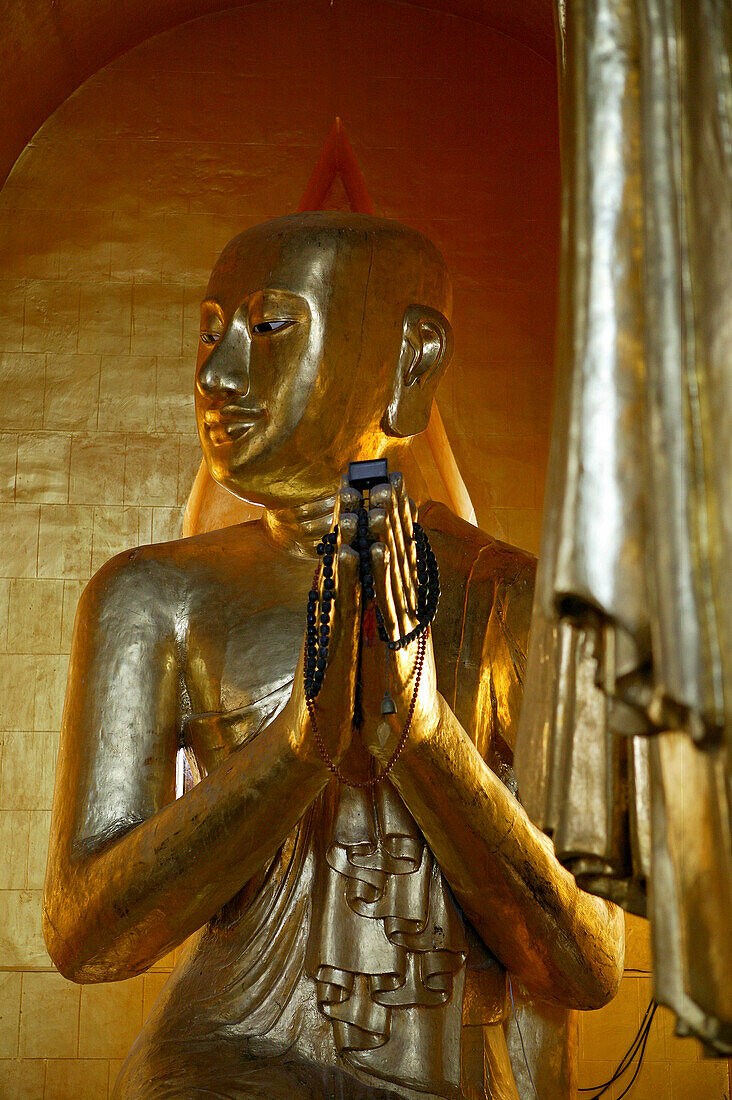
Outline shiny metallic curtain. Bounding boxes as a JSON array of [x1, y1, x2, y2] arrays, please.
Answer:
[[514, 0, 732, 1054]]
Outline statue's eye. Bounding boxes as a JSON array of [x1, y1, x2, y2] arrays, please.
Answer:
[[200, 332, 220, 346], [252, 320, 292, 334]]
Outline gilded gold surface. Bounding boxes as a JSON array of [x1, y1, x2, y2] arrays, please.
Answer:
[[0, 11, 565, 1086], [0, 7, 723, 1093], [44, 213, 623, 1098]]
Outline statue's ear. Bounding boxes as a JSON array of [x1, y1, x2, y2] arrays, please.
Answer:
[[384, 304, 454, 438]]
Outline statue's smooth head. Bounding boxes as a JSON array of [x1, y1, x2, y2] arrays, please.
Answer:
[[195, 211, 453, 508]]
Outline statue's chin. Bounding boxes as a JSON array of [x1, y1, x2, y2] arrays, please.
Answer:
[[202, 420, 367, 511], [212, 467, 330, 513]]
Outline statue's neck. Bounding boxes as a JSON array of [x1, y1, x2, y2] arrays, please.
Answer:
[[262, 494, 337, 559]]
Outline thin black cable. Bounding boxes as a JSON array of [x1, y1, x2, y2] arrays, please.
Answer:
[[579, 998, 654, 1092], [583, 1000, 653, 1091], [508, 983, 658, 1100], [578, 998, 656, 1094], [587, 1004, 654, 1099], [581, 1000, 657, 1100], [612, 1003, 657, 1099]]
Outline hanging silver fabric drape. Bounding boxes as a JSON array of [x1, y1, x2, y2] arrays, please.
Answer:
[[514, 0, 732, 1054]]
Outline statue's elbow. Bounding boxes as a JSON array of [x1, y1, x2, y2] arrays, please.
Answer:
[[43, 909, 135, 984], [42, 897, 118, 984], [43, 901, 86, 983], [577, 906, 626, 1010], [582, 956, 623, 1010]]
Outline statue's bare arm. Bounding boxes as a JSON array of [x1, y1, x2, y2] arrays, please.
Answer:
[[43, 542, 361, 983], [361, 480, 624, 1011], [385, 704, 624, 1009]]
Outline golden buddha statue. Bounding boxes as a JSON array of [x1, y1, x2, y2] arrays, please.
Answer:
[[43, 212, 624, 1099]]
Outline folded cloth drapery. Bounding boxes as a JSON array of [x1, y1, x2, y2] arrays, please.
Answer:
[[307, 779, 467, 1097], [514, 0, 732, 1054]]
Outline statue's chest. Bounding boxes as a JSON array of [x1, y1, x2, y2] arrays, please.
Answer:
[[184, 565, 312, 770]]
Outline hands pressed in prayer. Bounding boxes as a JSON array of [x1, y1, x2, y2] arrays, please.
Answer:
[[327, 472, 442, 770]]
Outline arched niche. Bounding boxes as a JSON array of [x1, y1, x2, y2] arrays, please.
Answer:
[[0, 0, 560, 546], [0, 6, 561, 1092], [0, 0, 555, 186]]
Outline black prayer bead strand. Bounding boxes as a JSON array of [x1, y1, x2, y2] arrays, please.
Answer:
[[303, 509, 440, 789], [356, 503, 375, 600], [304, 527, 338, 700]]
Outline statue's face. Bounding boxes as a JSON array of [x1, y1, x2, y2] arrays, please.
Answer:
[[196, 237, 328, 507], [195, 216, 449, 508]]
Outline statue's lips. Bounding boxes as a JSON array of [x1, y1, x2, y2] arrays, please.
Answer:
[[204, 405, 267, 445]]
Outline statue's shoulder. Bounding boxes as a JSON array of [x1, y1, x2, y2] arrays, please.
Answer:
[[419, 500, 536, 602], [420, 501, 536, 763], [79, 521, 260, 627]]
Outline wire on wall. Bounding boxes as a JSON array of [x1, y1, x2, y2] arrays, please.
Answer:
[[578, 999, 658, 1100]]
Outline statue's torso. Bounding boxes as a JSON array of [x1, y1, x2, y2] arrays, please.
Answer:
[[180, 526, 315, 775], [110, 510, 567, 1100], [113, 521, 477, 1098]]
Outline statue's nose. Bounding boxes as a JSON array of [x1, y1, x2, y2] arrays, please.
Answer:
[[197, 315, 250, 397]]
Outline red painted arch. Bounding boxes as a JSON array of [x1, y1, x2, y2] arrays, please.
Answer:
[[0, 0, 554, 187]]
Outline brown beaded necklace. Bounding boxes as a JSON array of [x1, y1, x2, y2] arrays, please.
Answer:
[[305, 628, 428, 789]]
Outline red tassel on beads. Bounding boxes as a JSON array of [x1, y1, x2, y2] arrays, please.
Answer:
[[362, 601, 378, 648]]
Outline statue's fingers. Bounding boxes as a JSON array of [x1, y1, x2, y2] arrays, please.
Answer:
[[337, 542, 360, 614], [388, 473, 418, 615], [367, 504, 387, 541], [319, 545, 360, 721], [369, 482, 391, 509], [366, 506, 397, 607], [377, 481, 411, 612], [338, 483, 362, 519], [391, 472, 413, 536], [392, 473, 415, 538], [339, 512, 358, 546], [381, 510, 413, 636], [333, 484, 357, 549], [370, 542, 399, 641], [394, 477, 418, 578], [330, 544, 360, 664], [368, 492, 410, 631]]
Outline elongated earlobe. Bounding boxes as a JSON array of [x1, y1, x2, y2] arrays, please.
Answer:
[[384, 305, 454, 438]]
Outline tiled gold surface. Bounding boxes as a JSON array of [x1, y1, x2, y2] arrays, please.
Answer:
[[7, 579, 64, 654], [44, 1059, 109, 1100], [19, 973, 80, 1060], [78, 979, 144, 1061], [0, 1058, 46, 1099], [44, 354, 101, 432], [0, 3, 726, 1097], [15, 434, 70, 505], [0, 505, 41, 580], [0, 890, 47, 968], [0, 733, 56, 808], [37, 505, 94, 580], [578, 971, 731, 1099], [0, 971, 22, 1057], [0, 813, 30, 890], [98, 356, 157, 433], [68, 435, 126, 506], [26, 811, 51, 891], [142, 973, 169, 1023]]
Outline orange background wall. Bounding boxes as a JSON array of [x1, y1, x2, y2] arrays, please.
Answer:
[[0, 2, 727, 1097]]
